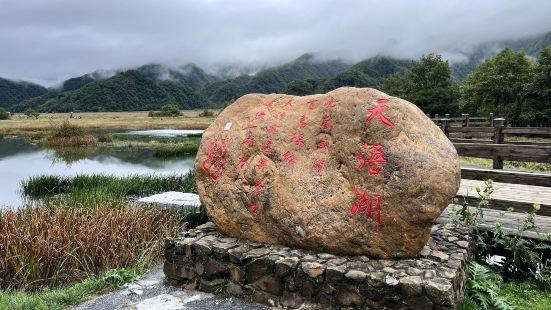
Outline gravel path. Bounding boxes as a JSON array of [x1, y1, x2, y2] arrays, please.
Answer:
[[73, 266, 269, 310]]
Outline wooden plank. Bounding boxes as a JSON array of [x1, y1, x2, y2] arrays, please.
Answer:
[[505, 141, 551, 147], [461, 167, 551, 187], [448, 127, 495, 133], [502, 127, 551, 135], [454, 143, 551, 163], [456, 194, 551, 216], [451, 138, 493, 144]]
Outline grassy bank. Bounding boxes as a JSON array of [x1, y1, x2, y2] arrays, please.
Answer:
[[0, 267, 143, 310], [22, 172, 196, 201], [0, 111, 214, 137]]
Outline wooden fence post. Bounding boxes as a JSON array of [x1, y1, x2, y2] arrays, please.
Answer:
[[492, 118, 506, 169], [462, 113, 471, 139], [441, 118, 450, 138], [489, 113, 494, 127]]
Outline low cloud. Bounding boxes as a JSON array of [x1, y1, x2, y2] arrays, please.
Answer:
[[1, 0, 550, 85]]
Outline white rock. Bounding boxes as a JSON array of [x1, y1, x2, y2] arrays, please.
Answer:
[[138, 192, 201, 212]]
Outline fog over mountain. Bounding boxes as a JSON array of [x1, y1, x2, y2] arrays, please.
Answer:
[[1, 0, 550, 86]]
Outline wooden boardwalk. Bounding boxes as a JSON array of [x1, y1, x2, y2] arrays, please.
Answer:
[[437, 178, 551, 240]]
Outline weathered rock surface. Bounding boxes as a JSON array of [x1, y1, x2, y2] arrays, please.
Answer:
[[195, 87, 460, 258]]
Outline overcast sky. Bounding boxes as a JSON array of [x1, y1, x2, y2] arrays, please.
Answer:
[[1, 0, 551, 86]]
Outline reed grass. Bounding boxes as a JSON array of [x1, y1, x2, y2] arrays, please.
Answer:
[[21, 171, 196, 200], [0, 204, 182, 290], [153, 145, 199, 158]]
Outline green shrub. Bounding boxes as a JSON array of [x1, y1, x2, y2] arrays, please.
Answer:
[[0, 108, 9, 120], [24, 109, 40, 119], [148, 104, 182, 117], [198, 109, 214, 117], [465, 262, 513, 310]]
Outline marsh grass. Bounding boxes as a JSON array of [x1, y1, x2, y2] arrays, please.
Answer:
[[111, 134, 201, 144], [153, 145, 199, 158], [21, 171, 197, 201], [39, 121, 97, 147], [0, 204, 182, 290]]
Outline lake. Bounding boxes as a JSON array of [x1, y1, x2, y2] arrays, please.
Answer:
[[0, 136, 196, 208]]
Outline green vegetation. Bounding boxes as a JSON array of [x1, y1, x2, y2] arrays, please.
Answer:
[[22, 172, 196, 200], [24, 108, 39, 119], [0, 77, 47, 111], [0, 267, 143, 310], [153, 145, 199, 158], [198, 109, 214, 117], [383, 54, 460, 115], [451, 181, 551, 309], [148, 103, 183, 117], [0, 107, 9, 120], [14, 70, 209, 113], [40, 121, 96, 146]]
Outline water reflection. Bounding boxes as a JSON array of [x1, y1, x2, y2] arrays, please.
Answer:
[[0, 137, 195, 208]]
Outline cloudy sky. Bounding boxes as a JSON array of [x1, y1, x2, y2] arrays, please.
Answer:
[[1, 0, 551, 86]]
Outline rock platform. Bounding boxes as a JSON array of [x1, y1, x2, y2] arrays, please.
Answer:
[[164, 222, 473, 309]]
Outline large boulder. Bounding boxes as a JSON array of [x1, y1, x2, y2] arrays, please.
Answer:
[[195, 87, 460, 258]]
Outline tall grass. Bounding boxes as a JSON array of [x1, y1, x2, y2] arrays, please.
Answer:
[[40, 121, 97, 147], [0, 204, 182, 290], [153, 145, 199, 158], [21, 171, 196, 200]]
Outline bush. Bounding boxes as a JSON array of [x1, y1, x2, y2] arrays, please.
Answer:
[[198, 109, 214, 117], [0, 108, 9, 120], [24, 108, 40, 119], [39, 121, 96, 146], [148, 104, 182, 117]]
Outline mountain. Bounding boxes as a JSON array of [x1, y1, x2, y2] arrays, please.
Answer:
[[137, 63, 220, 90], [202, 53, 350, 103], [452, 31, 551, 80], [14, 70, 208, 112], [0, 78, 48, 110]]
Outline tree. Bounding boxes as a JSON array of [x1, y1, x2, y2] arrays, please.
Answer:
[[0, 107, 9, 120], [383, 54, 459, 115], [322, 70, 376, 92], [526, 46, 551, 126], [460, 48, 534, 125], [24, 108, 40, 119]]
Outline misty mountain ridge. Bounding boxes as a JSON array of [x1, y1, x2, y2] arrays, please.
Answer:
[[1, 31, 550, 113]]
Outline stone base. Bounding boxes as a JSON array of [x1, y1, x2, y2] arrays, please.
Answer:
[[164, 222, 473, 309]]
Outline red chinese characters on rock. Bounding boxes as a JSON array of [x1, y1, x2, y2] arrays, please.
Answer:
[[366, 98, 394, 127], [201, 138, 231, 182], [242, 134, 256, 148], [253, 111, 267, 122], [239, 153, 249, 170], [350, 188, 382, 225], [321, 114, 332, 132], [307, 100, 317, 110], [285, 99, 294, 108], [355, 144, 388, 176], [256, 157, 268, 172], [324, 97, 336, 108], [299, 115, 307, 129], [275, 111, 286, 121], [289, 132, 305, 149], [268, 124, 280, 134], [250, 203, 258, 214], [313, 159, 325, 174], [282, 151, 298, 168], [262, 140, 274, 155], [317, 139, 330, 151], [264, 99, 275, 110], [252, 179, 263, 196]]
